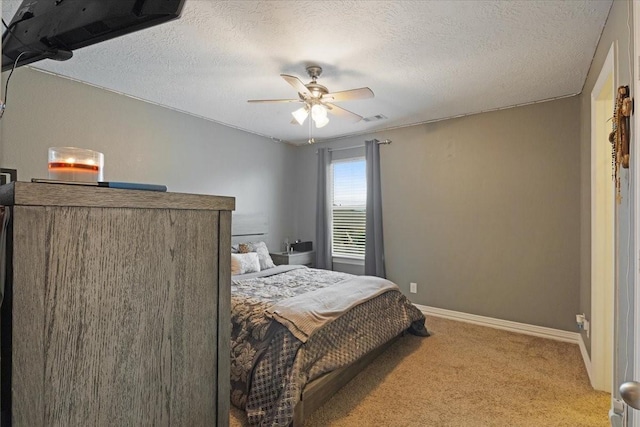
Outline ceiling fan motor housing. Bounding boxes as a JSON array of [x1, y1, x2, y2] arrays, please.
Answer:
[[305, 82, 328, 99], [306, 65, 323, 80]]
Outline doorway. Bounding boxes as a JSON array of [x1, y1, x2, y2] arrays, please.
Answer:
[[590, 42, 616, 393]]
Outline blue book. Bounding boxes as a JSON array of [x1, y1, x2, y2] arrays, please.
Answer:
[[31, 179, 168, 192]]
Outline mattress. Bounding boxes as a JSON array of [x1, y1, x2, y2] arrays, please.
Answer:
[[230, 265, 427, 426]]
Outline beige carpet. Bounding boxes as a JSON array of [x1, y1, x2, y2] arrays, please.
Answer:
[[230, 316, 610, 426]]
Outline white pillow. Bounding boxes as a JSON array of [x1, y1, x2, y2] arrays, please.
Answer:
[[250, 241, 276, 270], [231, 252, 261, 275]]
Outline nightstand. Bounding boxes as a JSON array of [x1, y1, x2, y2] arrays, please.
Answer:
[[270, 250, 315, 267]]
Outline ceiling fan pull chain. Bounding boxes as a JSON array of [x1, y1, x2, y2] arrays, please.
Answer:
[[308, 109, 315, 144]]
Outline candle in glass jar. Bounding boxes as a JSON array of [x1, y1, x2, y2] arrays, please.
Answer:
[[48, 147, 104, 182]]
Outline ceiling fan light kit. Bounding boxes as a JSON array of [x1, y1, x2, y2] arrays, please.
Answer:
[[248, 65, 375, 140], [311, 104, 327, 120], [311, 104, 329, 128], [292, 106, 309, 125], [314, 113, 329, 128]]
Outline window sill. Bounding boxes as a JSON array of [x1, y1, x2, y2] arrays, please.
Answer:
[[332, 256, 364, 266]]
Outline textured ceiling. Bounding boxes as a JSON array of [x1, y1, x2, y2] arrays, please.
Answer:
[[3, 0, 613, 145]]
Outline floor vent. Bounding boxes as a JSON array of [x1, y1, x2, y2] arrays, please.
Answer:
[[363, 114, 387, 122]]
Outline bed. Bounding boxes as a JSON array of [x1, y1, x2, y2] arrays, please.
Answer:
[[229, 240, 428, 426]]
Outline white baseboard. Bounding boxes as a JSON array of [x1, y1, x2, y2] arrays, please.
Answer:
[[577, 332, 593, 385], [415, 305, 594, 382], [415, 304, 581, 344]]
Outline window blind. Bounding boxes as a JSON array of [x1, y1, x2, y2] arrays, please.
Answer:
[[331, 158, 366, 258]]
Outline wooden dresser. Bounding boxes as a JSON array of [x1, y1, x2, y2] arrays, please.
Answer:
[[0, 182, 234, 426]]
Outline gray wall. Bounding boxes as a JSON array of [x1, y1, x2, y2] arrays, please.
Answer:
[[579, 0, 634, 404], [0, 7, 629, 339], [295, 97, 582, 331], [0, 67, 297, 251]]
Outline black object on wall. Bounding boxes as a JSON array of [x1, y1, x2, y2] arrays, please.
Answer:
[[2, 0, 186, 71]]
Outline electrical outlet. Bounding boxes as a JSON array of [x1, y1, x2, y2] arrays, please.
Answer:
[[410, 282, 417, 293]]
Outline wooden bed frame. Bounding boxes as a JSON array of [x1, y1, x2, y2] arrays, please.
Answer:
[[291, 335, 401, 426]]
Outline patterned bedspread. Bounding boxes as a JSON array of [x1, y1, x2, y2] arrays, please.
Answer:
[[231, 267, 427, 426]]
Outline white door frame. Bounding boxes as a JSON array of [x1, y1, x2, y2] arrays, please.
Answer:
[[633, 3, 640, 426], [591, 42, 617, 393]]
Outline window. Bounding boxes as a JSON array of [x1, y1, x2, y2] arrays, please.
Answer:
[[331, 158, 366, 258]]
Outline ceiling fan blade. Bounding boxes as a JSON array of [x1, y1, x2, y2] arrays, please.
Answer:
[[323, 87, 374, 103], [247, 98, 301, 103], [281, 74, 311, 97], [325, 103, 363, 122]]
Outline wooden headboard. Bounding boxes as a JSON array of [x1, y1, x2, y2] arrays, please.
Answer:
[[231, 212, 268, 245]]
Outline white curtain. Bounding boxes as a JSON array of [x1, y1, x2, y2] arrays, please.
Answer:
[[315, 148, 332, 270], [365, 139, 386, 278]]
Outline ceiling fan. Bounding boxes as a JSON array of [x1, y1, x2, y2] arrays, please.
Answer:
[[248, 65, 374, 129]]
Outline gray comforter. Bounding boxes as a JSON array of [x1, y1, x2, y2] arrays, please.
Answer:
[[231, 266, 427, 426]]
